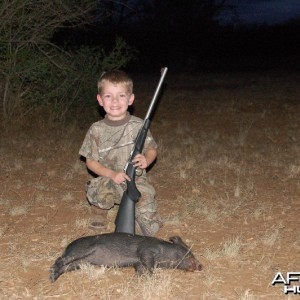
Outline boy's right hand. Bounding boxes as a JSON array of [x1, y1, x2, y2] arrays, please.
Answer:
[[111, 171, 131, 185]]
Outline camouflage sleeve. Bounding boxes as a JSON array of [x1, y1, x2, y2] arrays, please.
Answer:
[[79, 125, 100, 161], [143, 129, 158, 153], [129, 115, 157, 153]]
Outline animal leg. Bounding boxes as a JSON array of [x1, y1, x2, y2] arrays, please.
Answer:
[[139, 250, 155, 275], [51, 258, 89, 282], [134, 262, 147, 276], [50, 249, 96, 282]]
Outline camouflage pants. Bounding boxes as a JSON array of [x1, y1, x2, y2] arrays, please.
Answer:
[[86, 176, 163, 236]]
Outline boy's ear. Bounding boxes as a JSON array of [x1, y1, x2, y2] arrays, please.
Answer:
[[97, 94, 103, 106], [129, 93, 135, 106]]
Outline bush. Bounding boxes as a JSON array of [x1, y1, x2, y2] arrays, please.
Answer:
[[0, 0, 135, 123]]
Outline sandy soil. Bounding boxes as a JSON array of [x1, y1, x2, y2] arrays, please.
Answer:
[[1, 72, 300, 299]]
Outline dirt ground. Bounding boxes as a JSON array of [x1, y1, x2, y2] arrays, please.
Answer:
[[1, 72, 300, 299]]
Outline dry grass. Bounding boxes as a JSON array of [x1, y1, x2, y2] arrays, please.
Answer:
[[9, 205, 29, 216], [204, 236, 242, 261], [1, 72, 300, 299], [78, 263, 109, 280], [75, 217, 90, 229], [116, 272, 175, 300], [235, 289, 256, 300]]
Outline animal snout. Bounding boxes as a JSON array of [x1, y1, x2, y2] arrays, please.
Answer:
[[186, 257, 202, 272], [196, 263, 203, 271]]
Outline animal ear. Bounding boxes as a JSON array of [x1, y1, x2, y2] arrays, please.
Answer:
[[169, 236, 188, 247]]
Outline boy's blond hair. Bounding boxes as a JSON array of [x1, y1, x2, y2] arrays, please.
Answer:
[[97, 70, 133, 95]]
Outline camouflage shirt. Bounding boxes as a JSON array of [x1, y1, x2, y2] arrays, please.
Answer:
[[79, 113, 158, 177]]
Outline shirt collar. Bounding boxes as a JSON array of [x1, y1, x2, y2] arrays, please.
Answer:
[[103, 112, 131, 126]]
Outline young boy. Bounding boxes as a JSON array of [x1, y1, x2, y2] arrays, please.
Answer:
[[79, 70, 163, 236]]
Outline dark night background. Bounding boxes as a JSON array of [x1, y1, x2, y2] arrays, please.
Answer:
[[53, 0, 300, 73]]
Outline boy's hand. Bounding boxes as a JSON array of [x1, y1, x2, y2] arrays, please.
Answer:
[[132, 154, 148, 169], [111, 171, 131, 185]]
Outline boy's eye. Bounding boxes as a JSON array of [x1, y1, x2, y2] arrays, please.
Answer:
[[120, 94, 126, 98]]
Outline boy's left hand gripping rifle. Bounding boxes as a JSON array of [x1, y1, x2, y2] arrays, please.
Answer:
[[115, 67, 168, 235]]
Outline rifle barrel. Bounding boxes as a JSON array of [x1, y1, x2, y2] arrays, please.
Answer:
[[144, 67, 168, 120]]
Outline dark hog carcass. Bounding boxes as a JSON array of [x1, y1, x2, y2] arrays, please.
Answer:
[[50, 232, 202, 282]]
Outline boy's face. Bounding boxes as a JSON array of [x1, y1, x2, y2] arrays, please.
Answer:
[[97, 81, 134, 121]]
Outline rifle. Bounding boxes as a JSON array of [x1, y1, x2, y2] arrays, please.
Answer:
[[115, 67, 168, 235]]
